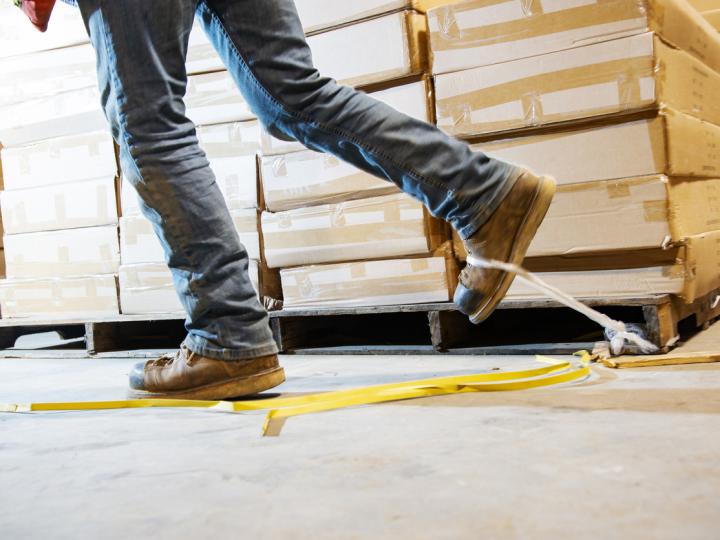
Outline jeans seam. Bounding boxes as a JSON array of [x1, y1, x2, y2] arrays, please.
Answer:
[[202, 3, 450, 194]]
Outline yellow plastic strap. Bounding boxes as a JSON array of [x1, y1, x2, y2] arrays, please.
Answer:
[[2, 358, 590, 436]]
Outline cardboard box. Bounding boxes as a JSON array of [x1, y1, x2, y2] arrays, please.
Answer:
[[681, 230, 720, 302], [281, 255, 452, 308], [506, 230, 720, 303], [0, 86, 106, 148], [118, 263, 183, 315], [454, 175, 720, 261], [260, 78, 434, 155], [435, 33, 720, 138], [529, 176, 720, 257], [295, 0, 463, 33], [120, 209, 260, 265], [505, 266, 685, 300], [428, 0, 720, 75], [0, 275, 119, 320], [0, 131, 117, 191], [687, 0, 719, 10], [0, 43, 97, 109], [0, 2, 89, 60], [262, 193, 447, 268], [187, 23, 221, 75], [198, 121, 261, 209], [261, 150, 400, 212], [1, 176, 118, 235], [185, 71, 255, 126], [307, 11, 427, 88], [476, 109, 720, 186], [119, 260, 260, 315], [120, 121, 260, 215], [704, 9, 720, 30], [4, 225, 120, 279]]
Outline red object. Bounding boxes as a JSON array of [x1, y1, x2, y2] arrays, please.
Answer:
[[21, 0, 58, 33]]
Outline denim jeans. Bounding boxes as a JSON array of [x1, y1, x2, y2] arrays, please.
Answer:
[[74, 0, 519, 360]]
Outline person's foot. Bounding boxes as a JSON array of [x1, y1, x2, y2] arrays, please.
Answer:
[[454, 169, 556, 324], [128, 346, 285, 400]]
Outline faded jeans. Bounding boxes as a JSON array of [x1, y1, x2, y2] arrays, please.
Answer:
[[74, 0, 519, 360]]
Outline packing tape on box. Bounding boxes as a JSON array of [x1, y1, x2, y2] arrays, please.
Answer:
[[0, 356, 591, 437], [437, 57, 651, 135], [429, 0, 646, 52]]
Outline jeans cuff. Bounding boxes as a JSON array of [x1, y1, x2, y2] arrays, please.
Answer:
[[457, 165, 524, 240], [182, 334, 279, 361]]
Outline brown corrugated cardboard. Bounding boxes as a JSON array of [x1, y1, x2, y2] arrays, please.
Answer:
[[529, 176, 720, 257], [260, 78, 433, 155], [0, 86, 106, 148], [0, 131, 117, 191], [0, 44, 97, 109], [428, 0, 720, 75], [0, 275, 119, 319], [4, 225, 120, 279], [261, 150, 400, 212], [680, 230, 720, 303], [119, 261, 260, 315], [308, 11, 428, 88], [703, 9, 720, 29], [454, 175, 720, 261], [436, 33, 720, 138], [687, 0, 719, 10], [120, 209, 260, 265], [1, 177, 118, 235], [281, 255, 451, 308], [475, 109, 720, 186], [262, 193, 447, 268], [185, 71, 255, 126], [505, 266, 686, 300], [0, 2, 89, 60]]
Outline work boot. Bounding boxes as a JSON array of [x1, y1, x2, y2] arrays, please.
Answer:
[[128, 346, 285, 400], [454, 169, 556, 324]]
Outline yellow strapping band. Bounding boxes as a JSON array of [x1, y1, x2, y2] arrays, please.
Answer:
[[1, 357, 591, 436]]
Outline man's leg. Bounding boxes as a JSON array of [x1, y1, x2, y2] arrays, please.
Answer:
[[77, 0, 283, 398], [198, 0, 555, 323]]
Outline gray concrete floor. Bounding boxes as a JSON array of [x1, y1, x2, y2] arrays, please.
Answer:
[[1, 339, 719, 539]]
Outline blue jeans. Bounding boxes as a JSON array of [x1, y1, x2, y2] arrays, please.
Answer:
[[75, 0, 519, 360]]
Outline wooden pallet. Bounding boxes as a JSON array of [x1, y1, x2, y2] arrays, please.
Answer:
[[1, 289, 717, 357]]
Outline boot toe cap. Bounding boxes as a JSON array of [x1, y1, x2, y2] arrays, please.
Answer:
[[128, 362, 148, 391]]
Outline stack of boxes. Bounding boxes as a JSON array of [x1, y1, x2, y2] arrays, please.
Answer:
[[0, 4, 120, 319], [429, 0, 720, 307], [260, 0, 458, 309]]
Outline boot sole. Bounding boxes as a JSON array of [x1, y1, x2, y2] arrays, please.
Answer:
[[127, 366, 286, 401], [468, 175, 556, 324]]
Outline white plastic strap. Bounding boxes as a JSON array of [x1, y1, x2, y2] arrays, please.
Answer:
[[466, 255, 659, 356]]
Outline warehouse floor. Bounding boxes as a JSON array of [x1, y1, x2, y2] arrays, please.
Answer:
[[2, 330, 720, 539]]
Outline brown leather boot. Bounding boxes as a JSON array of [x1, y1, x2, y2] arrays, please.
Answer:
[[128, 346, 285, 400], [454, 170, 556, 324]]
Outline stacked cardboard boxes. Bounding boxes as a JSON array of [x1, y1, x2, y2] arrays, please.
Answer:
[[429, 0, 720, 308], [0, 12, 122, 320], [259, 1, 457, 309]]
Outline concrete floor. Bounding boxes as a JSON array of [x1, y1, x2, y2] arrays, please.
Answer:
[[1, 342, 719, 539]]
